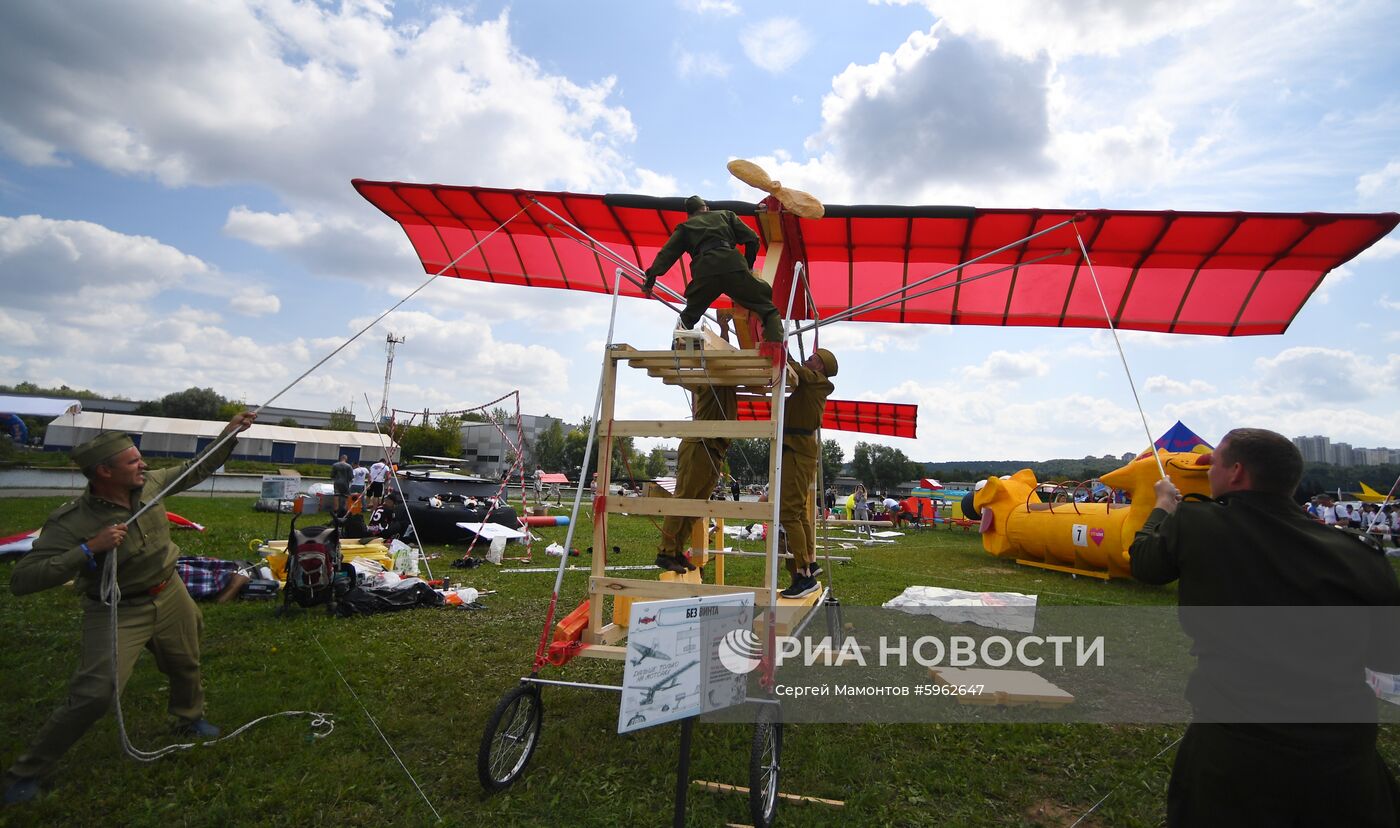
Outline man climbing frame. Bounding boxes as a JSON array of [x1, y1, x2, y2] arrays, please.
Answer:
[[642, 196, 784, 346], [654, 383, 737, 573], [778, 348, 837, 599]]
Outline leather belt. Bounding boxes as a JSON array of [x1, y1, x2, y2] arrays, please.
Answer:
[[783, 427, 815, 436], [88, 576, 171, 604]]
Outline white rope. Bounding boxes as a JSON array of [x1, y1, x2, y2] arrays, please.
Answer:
[[312, 634, 442, 822], [1069, 733, 1183, 827], [1072, 224, 1166, 479]]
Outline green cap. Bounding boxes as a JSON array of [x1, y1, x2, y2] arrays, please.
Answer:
[[685, 195, 707, 214], [815, 348, 839, 377], [71, 432, 135, 469]]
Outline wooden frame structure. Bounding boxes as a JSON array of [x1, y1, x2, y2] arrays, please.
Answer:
[[569, 342, 825, 663]]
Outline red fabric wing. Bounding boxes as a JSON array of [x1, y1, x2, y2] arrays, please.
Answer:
[[736, 398, 917, 438], [354, 180, 1398, 337]]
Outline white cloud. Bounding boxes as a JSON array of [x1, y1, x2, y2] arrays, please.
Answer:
[[1143, 375, 1216, 395], [224, 207, 322, 249], [678, 0, 740, 16], [740, 18, 811, 73], [676, 48, 730, 79], [889, 0, 1226, 61], [1252, 346, 1381, 403], [0, 5, 639, 233], [1357, 159, 1400, 204], [0, 214, 207, 309], [229, 287, 281, 316], [959, 349, 1048, 382]]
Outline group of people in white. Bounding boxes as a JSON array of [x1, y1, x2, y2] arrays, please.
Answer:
[[1306, 496, 1399, 546]]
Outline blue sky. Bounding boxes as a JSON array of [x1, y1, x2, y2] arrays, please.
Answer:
[[1, 0, 1397, 462]]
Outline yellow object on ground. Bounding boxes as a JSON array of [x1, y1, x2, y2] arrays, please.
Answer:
[[258, 540, 391, 583], [973, 450, 1211, 579]]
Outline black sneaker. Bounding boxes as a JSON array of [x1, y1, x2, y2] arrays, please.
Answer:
[[810, 564, 823, 579], [780, 575, 819, 600], [654, 554, 689, 574], [2, 777, 39, 805], [174, 718, 221, 740]]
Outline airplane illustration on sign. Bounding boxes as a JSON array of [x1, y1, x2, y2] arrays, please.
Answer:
[[627, 661, 699, 706], [628, 642, 673, 666]]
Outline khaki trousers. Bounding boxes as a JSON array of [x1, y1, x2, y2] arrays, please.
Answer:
[[7, 577, 205, 781]]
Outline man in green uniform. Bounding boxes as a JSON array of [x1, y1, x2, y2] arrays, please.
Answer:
[[1130, 428, 1400, 827], [655, 384, 737, 573], [2, 411, 256, 805], [778, 349, 836, 599], [642, 196, 783, 344]]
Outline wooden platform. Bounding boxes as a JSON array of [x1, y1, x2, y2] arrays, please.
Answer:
[[928, 667, 1075, 707]]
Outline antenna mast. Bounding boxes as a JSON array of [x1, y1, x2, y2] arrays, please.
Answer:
[[379, 333, 405, 421]]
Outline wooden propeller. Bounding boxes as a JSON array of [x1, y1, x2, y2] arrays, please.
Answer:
[[726, 159, 825, 219]]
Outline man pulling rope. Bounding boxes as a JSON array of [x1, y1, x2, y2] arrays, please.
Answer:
[[4, 412, 255, 804]]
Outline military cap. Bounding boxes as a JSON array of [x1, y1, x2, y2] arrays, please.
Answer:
[[685, 195, 707, 214], [815, 348, 839, 377], [71, 431, 135, 469]]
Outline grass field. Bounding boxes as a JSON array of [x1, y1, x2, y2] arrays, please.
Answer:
[[2, 494, 1398, 827]]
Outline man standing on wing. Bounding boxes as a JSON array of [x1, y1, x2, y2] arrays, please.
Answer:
[[642, 196, 783, 348]]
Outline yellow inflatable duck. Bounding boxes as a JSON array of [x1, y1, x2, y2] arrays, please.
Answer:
[[973, 449, 1212, 579]]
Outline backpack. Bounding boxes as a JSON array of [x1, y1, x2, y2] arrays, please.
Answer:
[[276, 519, 353, 616]]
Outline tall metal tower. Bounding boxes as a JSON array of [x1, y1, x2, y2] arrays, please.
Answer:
[[379, 333, 405, 422]]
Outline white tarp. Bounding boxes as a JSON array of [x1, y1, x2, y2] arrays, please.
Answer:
[[882, 585, 1038, 633], [456, 521, 528, 540], [0, 395, 81, 417]]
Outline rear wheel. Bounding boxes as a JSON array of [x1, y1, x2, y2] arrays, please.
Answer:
[[749, 704, 782, 828], [478, 684, 543, 793]]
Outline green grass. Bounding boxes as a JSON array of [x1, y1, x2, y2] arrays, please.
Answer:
[[2, 495, 1398, 826]]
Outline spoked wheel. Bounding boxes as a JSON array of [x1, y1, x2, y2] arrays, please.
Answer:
[[478, 684, 544, 793], [749, 703, 783, 828]]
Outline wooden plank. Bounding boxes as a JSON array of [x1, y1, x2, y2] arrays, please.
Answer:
[[608, 419, 776, 439], [1015, 559, 1112, 580], [604, 496, 773, 521], [590, 622, 627, 646], [618, 350, 767, 365], [591, 352, 618, 637], [590, 576, 766, 601], [928, 667, 1075, 708], [575, 644, 626, 662], [694, 780, 844, 808]]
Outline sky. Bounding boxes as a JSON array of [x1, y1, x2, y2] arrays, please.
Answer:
[[0, 0, 1397, 464]]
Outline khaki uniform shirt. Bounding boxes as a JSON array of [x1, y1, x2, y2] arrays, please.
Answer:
[[645, 210, 761, 280], [11, 439, 238, 600], [783, 364, 834, 433]]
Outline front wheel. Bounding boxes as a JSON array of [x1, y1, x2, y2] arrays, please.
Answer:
[[478, 684, 543, 793], [749, 704, 782, 828]]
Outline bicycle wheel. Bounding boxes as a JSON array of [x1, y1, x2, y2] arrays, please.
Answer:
[[478, 684, 544, 793], [749, 703, 783, 828]]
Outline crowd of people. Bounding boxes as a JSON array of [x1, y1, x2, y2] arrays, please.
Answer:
[[1306, 495, 1400, 546]]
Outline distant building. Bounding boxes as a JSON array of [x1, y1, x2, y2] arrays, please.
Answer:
[[1, 390, 378, 431], [1293, 435, 1330, 463], [44, 412, 394, 465], [1291, 435, 1396, 466], [457, 414, 564, 477]]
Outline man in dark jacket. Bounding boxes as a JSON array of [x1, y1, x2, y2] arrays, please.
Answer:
[[1129, 427, 1400, 827], [642, 196, 782, 344]]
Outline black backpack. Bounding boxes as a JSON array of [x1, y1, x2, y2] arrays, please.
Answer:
[[276, 517, 353, 616]]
